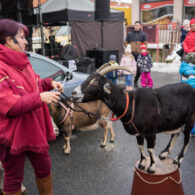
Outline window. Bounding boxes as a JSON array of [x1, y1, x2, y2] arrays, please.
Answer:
[[184, 6, 195, 20], [142, 5, 173, 23], [141, 0, 170, 3]]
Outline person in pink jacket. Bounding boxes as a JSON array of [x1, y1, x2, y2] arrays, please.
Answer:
[[0, 19, 63, 195], [120, 45, 136, 91]]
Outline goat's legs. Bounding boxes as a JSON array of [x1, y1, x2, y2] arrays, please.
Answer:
[[145, 133, 156, 174], [159, 133, 180, 160], [101, 121, 109, 147], [136, 135, 147, 170], [99, 119, 114, 147], [108, 121, 115, 142], [63, 127, 72, 154], [63, 136, 71, 154], [174, 122, 193, 165]]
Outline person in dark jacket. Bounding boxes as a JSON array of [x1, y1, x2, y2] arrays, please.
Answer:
[[180, 19, 190, 43], [137, 44, 153, 88], [0, 19, 63, 195], [125, 21, 147, 88]]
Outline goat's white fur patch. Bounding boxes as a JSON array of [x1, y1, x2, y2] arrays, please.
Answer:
[[140, 158, 147, 167], [169, 133, 180, 151], [149, 163, 157, 171], [138, 145, 147, 159], [160, 133, 180, 158], [103, 83, 112, 94], [179, 157, 184, 164], [160, 151, 169, 158], [50, 116, 59, 136], [73, 85, 83, 101], [148, 148, 156, 164], [165, 126, 183, 135]]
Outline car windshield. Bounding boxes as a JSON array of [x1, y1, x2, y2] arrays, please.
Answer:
[[29, 56, 62, 79]]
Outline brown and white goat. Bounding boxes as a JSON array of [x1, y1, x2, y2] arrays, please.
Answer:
[[50, 100, 115, 154], [72, 65, 195, 174]]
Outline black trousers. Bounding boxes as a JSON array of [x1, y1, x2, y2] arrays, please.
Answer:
[[132, 53, 141, 84]]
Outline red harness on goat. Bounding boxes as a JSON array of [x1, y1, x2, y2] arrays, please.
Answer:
[[110, 92, 140, 134], [58, 102, 74, 130]]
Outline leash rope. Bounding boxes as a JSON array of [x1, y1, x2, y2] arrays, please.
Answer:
[[60, 92, 110, 121]]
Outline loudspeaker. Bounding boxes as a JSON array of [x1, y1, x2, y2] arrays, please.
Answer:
[[75, 57, 96, 74], [86, 49, 119, 69], [60, 44, 76, 60], [95, 0, 110, 21]]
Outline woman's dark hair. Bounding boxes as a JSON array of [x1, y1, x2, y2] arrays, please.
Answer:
[[0, 19, 28, 44]]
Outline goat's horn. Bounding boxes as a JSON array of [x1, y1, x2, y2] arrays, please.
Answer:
[[99, 65, 133, 75], [96, 63, 111, 73]]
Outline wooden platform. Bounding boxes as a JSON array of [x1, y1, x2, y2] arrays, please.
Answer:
[[131, 157, 184, 195]]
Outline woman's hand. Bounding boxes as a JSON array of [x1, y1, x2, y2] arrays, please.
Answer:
[[40, 91, 61, 104], [51, 81, 63, 92]]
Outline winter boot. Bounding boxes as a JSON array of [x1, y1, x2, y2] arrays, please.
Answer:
[[36, 174, 53, 195], [3, 190, 22, 195]]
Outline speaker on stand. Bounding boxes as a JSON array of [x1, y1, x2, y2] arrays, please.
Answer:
[[95, 0, 110, 21], [95, 0, 110, 48]]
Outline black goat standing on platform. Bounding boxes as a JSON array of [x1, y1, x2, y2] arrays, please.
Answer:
[[72, 65, 195, 174]]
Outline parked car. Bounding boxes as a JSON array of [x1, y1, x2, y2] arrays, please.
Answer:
[[28, 53, 88, 96]]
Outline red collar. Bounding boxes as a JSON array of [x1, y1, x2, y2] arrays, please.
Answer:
[[110, 92, 129, 121], [124, 97, 140, 134], [110, 92, 140, 134]]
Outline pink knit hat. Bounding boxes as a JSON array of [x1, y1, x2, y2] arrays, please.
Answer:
[[140, 44, 147, 50], [190, 18, 195, 26]]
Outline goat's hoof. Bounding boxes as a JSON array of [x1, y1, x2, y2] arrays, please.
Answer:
[[110, 139, 115, 143], [138, 164, 145, 170], [173, 159, 179, 164], [147, 168, 155, 174], [159, 155, 166, 160], [173, 160, 180, 167], [63, 150, 71, 155], [100, 143, 106, 148]]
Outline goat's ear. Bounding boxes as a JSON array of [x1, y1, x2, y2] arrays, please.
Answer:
[[103, 83, 112, 94]]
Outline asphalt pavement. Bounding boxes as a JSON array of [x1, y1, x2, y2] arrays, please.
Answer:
[[23, 71, 195, 195]]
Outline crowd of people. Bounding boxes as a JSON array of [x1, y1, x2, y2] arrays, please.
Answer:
[[179, 18, 195, 135]]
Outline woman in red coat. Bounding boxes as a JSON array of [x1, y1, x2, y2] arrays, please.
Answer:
[[0, 19, 63, 195], [183, 18, 195, 53]]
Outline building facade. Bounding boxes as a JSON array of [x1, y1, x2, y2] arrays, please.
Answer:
[[132, 0, 195, 24]]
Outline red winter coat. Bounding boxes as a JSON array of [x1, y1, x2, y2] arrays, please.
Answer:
[[0, 44, 55, 155], [183, 30, 195, 53]]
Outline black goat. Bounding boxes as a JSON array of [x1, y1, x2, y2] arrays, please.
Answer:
[[72, 70, 195, 174]]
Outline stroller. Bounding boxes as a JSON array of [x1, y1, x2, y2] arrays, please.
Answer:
[[179, 53, 195, 133]]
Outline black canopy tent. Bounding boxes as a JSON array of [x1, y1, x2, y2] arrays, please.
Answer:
[[34, 0, 124, 24], [35, 0, 125, 60]]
